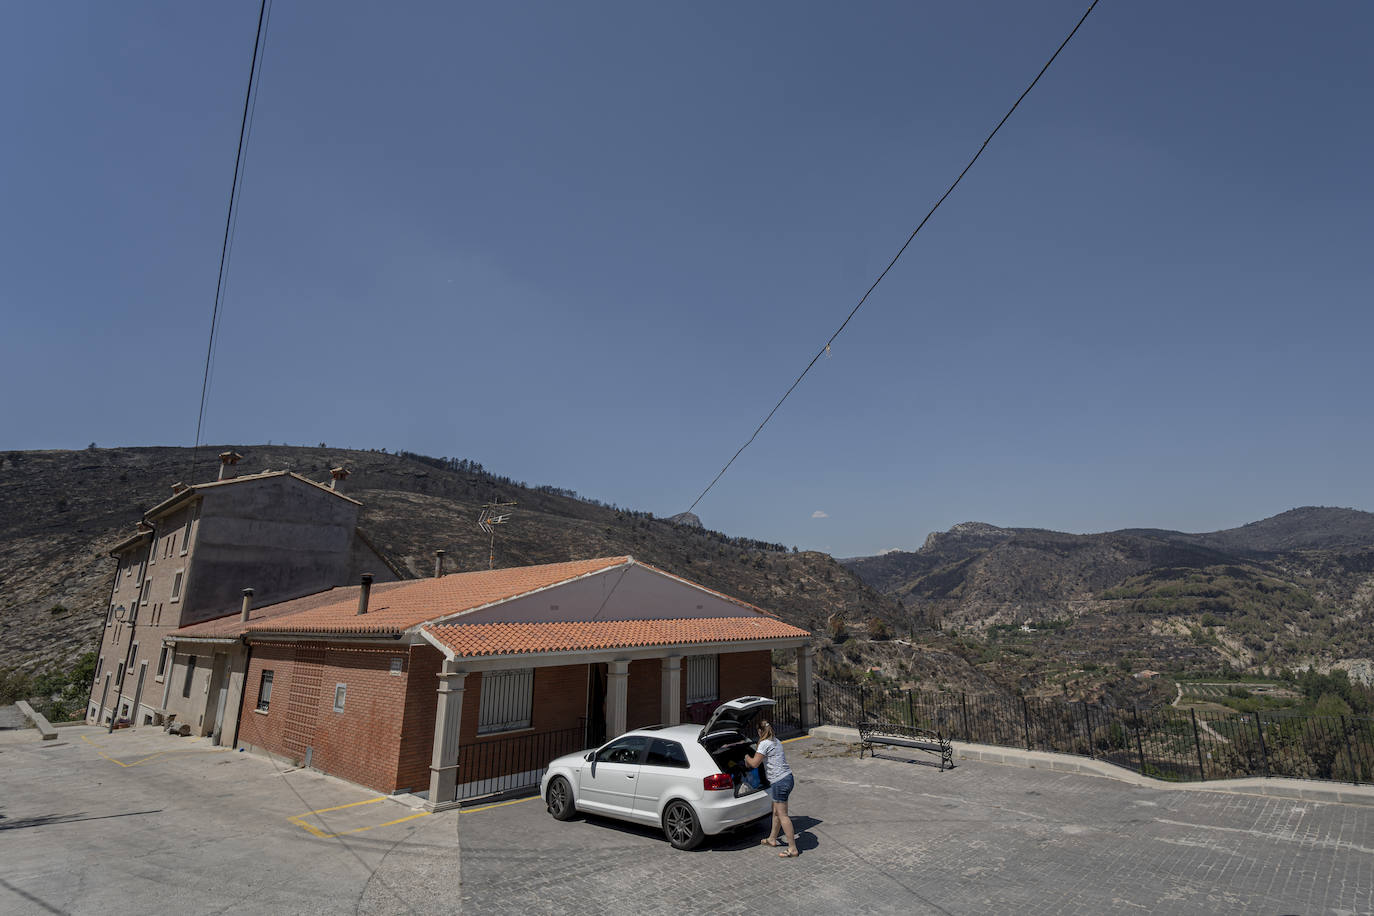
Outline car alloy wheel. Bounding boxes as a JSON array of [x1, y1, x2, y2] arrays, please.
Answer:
[[547, 776, 575, 821], [662, 800, 703, 850]]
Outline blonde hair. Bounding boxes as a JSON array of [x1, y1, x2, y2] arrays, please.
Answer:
[[757, 720, 775, 741]]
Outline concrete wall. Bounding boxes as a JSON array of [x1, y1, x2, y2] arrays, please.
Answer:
[[179, 476, 370, 627]]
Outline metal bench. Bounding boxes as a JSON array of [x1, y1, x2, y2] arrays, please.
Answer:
[[859, 721, 953, 771]]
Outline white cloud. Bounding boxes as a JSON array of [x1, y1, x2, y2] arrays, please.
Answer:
[[811, 510, 829, 519]]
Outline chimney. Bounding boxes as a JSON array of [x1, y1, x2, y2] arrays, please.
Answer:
[[329, 466, 349, 491], [357, 574, 373, 615], [218, 451, 244, 481], [434, 549, 445, 578], [240, 588, 254, 623]]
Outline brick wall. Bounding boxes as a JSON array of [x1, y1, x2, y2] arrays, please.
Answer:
[[395, 645, 443, 793], [239, 641, 413, 794], [719, 649, 772, 700], [626, 659, 660, 730]]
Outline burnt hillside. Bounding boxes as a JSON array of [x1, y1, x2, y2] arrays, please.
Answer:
[[0, 445, 904, 674]]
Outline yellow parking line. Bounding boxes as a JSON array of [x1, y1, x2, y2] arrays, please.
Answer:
[[462, 795, 540, 814], [286, 796, 431, 839], [782, 735, 812, 744], [81, 733, 229, 767], [292, 796, 386, 816]]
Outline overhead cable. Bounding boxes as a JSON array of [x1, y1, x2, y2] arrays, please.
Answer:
[[685, 0, 1101, 514]]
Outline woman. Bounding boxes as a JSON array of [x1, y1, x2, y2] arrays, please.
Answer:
[[746, 719, 798, 858]]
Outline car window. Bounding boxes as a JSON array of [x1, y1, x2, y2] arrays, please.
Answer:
[[594, 736, 647, 765], [645, 738, 690, 769]]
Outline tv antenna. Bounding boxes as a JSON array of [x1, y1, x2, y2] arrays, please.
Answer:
[[478, 500, 516, 569]]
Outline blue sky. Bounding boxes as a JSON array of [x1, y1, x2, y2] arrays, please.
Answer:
[[2, 1, 1370, 557]]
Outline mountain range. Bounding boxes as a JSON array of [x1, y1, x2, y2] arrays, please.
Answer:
[[843, 508, 1374, 684]]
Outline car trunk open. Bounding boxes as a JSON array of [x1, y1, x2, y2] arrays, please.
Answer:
[[698, 696, 774, 798]]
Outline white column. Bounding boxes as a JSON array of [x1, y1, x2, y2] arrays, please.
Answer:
[[426, 660, 467, 811], [798, 644, 816, 730], [660, 655, 682, 726], [607, 659, 629, 737]]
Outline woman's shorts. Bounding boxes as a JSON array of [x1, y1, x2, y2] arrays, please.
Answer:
[[768, 773, 794, 803]]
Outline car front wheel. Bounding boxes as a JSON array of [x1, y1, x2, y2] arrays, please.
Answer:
[[662, 800, 704, 850], [547, 776, 575, 821]]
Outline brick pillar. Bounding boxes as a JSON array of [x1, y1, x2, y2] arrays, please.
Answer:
[[798, 644, 816, 730], [607, 659, 629, 737], [661, 655, 682, 726], [426, 660, 467, 811]]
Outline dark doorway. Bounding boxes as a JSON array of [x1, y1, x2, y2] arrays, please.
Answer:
[[586, 663, 607, 746]]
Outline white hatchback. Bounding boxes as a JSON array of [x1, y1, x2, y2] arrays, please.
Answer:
[[540, 696, 775, 849]]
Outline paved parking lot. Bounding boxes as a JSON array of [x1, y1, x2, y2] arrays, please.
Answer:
[[0, 725, 461, 915], [3, 726, 1372, 915], [460, 736, 1374, 915]]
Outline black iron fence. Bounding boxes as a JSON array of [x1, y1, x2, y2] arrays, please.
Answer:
[[811, 681, 1374, 786], [457, 724, 587, 801]]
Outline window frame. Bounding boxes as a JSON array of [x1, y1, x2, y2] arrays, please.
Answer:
[[685, 654, 719, 705], [594, 735, 648, 765], [257, 670, 274, 712], [333, 683, 347, 713], [156, 646, 169, 681], [644, 738, 691, 769], [476, 668, 534, 735], [171, 569, 184, 602]]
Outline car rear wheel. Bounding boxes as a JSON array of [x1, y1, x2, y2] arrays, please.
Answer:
[[662, 800, 704, 850], [546, 776, 575, 821]]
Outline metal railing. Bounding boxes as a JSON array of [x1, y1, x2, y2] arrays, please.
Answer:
[[810, 681, 1374, 785], [457, 724, 587, 801]]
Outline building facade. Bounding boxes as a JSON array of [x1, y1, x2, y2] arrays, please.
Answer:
[[88, 452, 402, 730], [167, 556, 814, 808]]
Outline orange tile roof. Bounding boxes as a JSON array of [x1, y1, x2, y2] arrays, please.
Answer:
[[244, 557, 633, 636], [172, 587, 363, 640], [422, 616, 811, 658]]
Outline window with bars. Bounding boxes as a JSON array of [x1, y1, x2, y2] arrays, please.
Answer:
[[477, 668, 533, 735], [685, 655, 718, 705], [257, 670, 274, 711]]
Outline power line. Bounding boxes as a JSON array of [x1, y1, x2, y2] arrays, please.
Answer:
[[685, 0, 1101, 515], [191, 0, 271, 481]]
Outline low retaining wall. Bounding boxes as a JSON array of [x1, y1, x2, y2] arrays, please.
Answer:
[[809, 725, 1374, 807]]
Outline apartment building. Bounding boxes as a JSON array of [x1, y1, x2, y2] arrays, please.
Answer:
[[88, 451, 402, 730]]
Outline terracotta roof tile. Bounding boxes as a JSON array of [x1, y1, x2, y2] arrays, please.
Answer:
[[243, 557, 632, 636], [171, 588, 361, 640], [423, 616, 811, 658]]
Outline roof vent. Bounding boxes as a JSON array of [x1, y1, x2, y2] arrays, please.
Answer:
[[240, 588, 254, 623], [218, 451, 244, 481], [357, 574, 373, 615], [434, 549, 445, 578], [329, 467, 349, 491]]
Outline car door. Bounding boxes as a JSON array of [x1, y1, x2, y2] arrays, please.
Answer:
[[632, 737, 693, 819], [576, 735, 647, 817]]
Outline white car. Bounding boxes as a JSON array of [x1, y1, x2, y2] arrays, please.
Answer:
[[540, 696, 775, 849]]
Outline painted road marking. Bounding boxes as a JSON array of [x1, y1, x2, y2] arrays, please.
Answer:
[[81, 734, 229, 767], [287, 796, 431, 839], [463, 796, 540, 814]]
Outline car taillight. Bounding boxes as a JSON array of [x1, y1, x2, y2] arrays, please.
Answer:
[[703, 773, 733, 791]]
